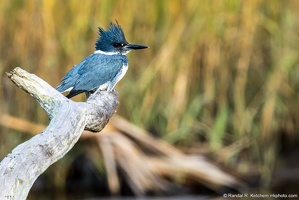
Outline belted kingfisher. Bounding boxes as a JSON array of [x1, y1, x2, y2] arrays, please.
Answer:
[[56, 21, 148, 98]]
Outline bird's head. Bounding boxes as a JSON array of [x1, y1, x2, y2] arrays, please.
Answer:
[[95, 21, 148, 55]]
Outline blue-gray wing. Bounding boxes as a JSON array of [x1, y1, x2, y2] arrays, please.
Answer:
[[74, 54, 126, 91], [56, 63, 82, 93], [57, 54, 127, 98]]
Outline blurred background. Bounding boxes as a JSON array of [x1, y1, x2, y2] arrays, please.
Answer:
[[1, 0, 299, 199]]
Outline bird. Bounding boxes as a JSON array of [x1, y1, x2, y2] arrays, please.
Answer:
[[56, 21, 148, 98]]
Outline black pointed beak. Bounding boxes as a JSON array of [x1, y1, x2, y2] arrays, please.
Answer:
[[125, 43, 148, 50]]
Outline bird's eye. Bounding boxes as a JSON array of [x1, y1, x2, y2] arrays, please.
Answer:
[[113, 43, 122, 47]]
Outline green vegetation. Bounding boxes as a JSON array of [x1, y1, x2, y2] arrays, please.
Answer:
[[1, 0, 299, 190]]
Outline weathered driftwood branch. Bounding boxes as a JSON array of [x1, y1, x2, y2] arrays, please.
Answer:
[[0, 67, 118, 200], [98, 116, 246, 195]]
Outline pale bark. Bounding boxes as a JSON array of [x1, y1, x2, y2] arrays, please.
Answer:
[[0, 67, 118, 200]]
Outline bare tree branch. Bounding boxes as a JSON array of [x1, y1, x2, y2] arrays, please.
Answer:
[[0, 67, 118, 200]]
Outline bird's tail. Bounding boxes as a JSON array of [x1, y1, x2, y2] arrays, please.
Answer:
[[65, 89, 84, 98]]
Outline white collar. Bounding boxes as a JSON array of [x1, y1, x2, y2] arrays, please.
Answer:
[[94, 49, 130, 55], [94, 50, 118, 55]]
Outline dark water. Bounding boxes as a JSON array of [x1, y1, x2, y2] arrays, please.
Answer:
[[27, 145, 299, 200]]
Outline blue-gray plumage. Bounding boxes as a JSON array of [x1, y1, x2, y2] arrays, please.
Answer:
[[56, 21, 148, 98]]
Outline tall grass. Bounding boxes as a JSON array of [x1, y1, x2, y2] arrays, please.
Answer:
[[1, 0, 299, 187]]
